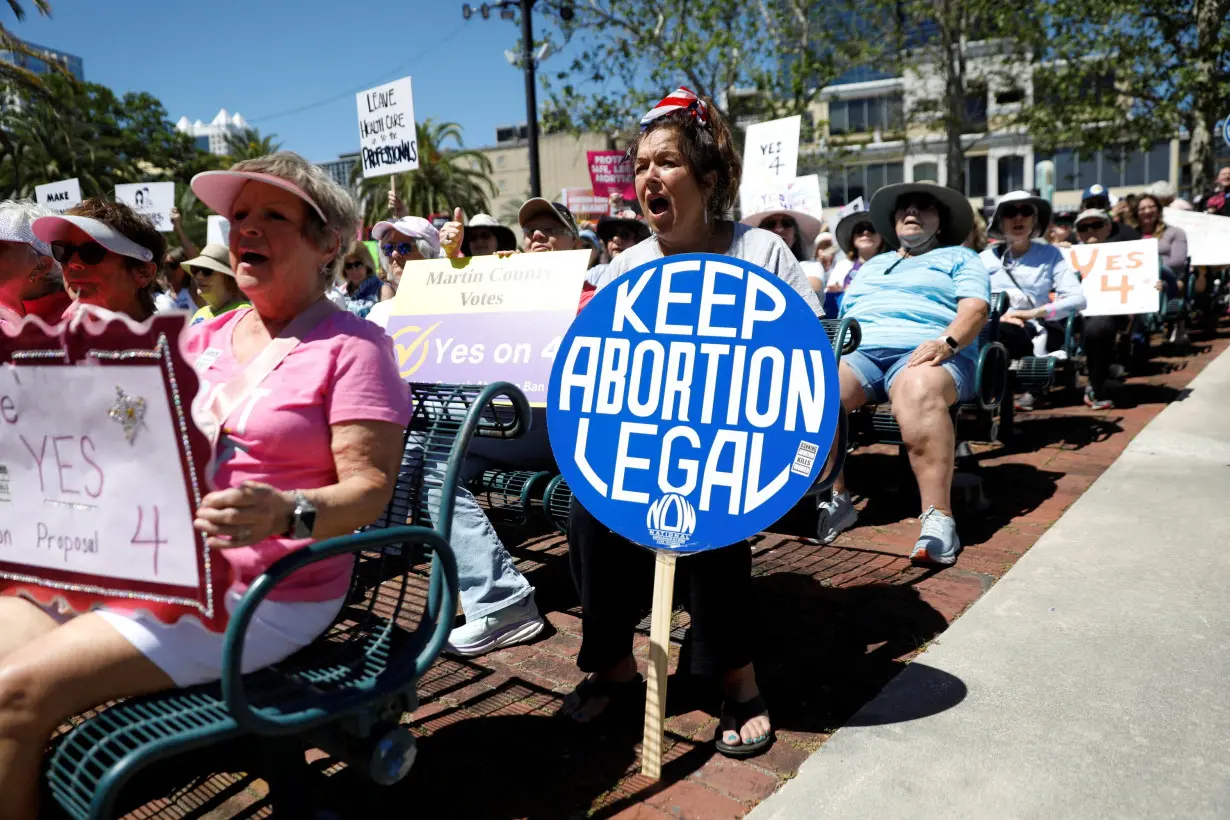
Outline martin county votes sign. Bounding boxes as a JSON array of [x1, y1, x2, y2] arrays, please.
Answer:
[[547, 254, 840, 553], [383, 250, 590, 404]]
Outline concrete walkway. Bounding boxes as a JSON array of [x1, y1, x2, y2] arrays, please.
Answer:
[[751, 345, 1230, 820]]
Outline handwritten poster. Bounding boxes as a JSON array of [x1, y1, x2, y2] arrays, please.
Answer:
[[381, 250, 590, 406], [206, 215, 230, 247], [742, 115, 801, 194], [1162, 208, 1230, 267], [35, 178, 82, 214], [356, 76, 419, 179], [1067, 238, 1161, 316], [587, 151, 635, 200], [114, 182, 176, 233], [0, 315, 223, 630], [740, 174, 823, 220]]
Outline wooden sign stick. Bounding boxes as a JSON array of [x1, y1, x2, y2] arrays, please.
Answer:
[[641, 550, 678, 779]]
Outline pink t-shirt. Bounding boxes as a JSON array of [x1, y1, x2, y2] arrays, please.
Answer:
[[183, 308, 410, 602]]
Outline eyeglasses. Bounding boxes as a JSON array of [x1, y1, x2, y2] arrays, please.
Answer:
[[190, 267, 216, 278], [897, 194, 938, 212], [50, 241, 108, 265], [1076, 220, 1107, 232], [852, 223, 877, 237], [761, 217, 797, 231], [523, 225, 573, 240], [344, 260, 367, 270], [381, 242, 417, 257], [1002, 205, 1036, 219]]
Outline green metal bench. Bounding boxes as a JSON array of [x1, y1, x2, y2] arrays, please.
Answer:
[[46, 381, 532, 819], [1008, 312, 1080, 398], [544, 473, 572, 534], [849, 292, 1011, 446], [470, 468, 553, 525]]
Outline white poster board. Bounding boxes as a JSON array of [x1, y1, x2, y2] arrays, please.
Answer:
[[356, 76, 419, 179], [1068, 238, 1161, 316], [114, 182, 175, 233], [1162, 208, 1230, 267], [741, 174, 824, 219], [742, 115, 801, 192], [35, 178, 82, 214], [206, 215, 230, 247]]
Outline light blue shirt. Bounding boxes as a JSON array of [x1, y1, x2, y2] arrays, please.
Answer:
[[839, 245, 991, 365], [980, 240, 1085, 320]]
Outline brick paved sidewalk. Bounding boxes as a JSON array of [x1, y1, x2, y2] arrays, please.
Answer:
[[114, 328, 1229, 819]]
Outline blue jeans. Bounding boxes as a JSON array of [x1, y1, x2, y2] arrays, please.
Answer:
[[842, 345, 977, 404], [402, 431, 533, 620]]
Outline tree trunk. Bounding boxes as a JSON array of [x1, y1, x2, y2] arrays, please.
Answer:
[[941, 0, 966, 193], [1187, 0, 1226, 195]]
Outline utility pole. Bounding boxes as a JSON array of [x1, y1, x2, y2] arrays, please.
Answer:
[[521, 0, 541, 197]]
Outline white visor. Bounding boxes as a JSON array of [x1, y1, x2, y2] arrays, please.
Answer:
[[31, 215, 155, 263]]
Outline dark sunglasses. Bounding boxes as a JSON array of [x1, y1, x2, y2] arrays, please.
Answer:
[[381, 242, 416, 257], [897, 194, 938, 211], [1076, 220, 1107, 231], [50, 241, 108, 265], [190, 266, 217, 278], [761, 217, 797, 231], [852, 223, 877, 237], [344, 259, 367, 270], [1002, 205, 1036, 219], [523, 225, 572, 240]]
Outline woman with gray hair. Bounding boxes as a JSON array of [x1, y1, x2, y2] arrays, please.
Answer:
[[364, 215, 441, 330], [0, 152, 411, 817], [0, 198, 71, 324]]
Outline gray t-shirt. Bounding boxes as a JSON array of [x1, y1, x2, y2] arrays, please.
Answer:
[[587, 222, 823, 316]]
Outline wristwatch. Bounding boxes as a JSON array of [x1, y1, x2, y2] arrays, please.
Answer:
[[285, 491, 318, 539], [940, 335, 960, 353]]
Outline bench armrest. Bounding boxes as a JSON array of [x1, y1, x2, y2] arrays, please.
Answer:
[[974, 341, 1010, 411], [221, 525, 458, 736]]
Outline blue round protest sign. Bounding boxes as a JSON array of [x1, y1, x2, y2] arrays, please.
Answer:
[[547, 252, 840, 554]]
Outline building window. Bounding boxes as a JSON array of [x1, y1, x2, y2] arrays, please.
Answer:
[[828, 94, 905, 136], [995, 87, 1025, 106], [828, 162, 906, 206], [912, 162, 939, 183], [965, 155, 988, 197], [997, 155, 1026, 194], [1078, 152, 1099, 189], [963, 86, 988, 133]]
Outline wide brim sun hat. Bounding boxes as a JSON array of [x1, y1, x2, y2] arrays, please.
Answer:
[[989, 190, 1052, 240], [463, 213, 518, 253], [869, 182, 975, 250]]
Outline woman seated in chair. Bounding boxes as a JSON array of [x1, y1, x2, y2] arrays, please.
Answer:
[[981, 190, 1086, 412], [817, 181, 991, 567], [0, 152, 408, 819]]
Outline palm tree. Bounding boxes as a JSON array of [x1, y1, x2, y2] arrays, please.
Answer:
[[0, 1, 61, 193], [354, 119, 497, 225], [224, 127, 282, 161]]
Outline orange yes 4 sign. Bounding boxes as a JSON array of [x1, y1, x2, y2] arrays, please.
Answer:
[[1100, 274, 1134, 305]]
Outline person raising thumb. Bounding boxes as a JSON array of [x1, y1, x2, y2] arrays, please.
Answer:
[[439, 206, 465, 258]]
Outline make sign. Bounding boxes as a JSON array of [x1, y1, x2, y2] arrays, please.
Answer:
[[548, 253, 839, 552], [0, 314, 223, 630], [1067, 238, 1160, 317]]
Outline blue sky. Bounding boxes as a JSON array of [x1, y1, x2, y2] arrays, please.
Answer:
[[10, 0, 557, 161]]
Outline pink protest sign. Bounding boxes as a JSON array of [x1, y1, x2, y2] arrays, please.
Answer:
[[587, 150, 636, 200], [0, 313, 225, 631]]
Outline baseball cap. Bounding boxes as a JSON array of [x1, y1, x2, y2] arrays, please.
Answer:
[[192, 170, 327, 222], [517, 198, 580, 238], [371, 216, 441, 256], [32, 215, 155, 262], [1074, 208, 1110, 227], [0, 206, 52, 257], [1081, 184, 1110, 205]]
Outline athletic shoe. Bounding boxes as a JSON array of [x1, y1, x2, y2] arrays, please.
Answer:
[[817, 491, 858, 544], [1083, 386, 1114, 410], [1014, 391, 1036, 412], [446, 596, 545, 657], [910, 507, 961, 566]]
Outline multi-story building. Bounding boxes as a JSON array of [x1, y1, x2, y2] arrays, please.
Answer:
[[174, 110, 250, 157], [0, 38, 83, 80], [791, 40, 1230, 219], [317, 152, 361, 193], [468, 125, 613, 220]]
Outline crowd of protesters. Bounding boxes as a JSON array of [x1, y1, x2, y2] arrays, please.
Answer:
[[0, 85, 1227, 810]]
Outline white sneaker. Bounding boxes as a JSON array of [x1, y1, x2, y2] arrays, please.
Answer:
[[446, 596, 545, 657], [817, 491, 858, 544], [909, 507, 961, 566]]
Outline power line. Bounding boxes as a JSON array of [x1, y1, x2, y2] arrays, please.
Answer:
[[249, 25, 467, 124]]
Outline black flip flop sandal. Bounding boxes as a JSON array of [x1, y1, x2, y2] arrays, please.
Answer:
[[561, 674, 645, 724], [715, 694, 774, 758]]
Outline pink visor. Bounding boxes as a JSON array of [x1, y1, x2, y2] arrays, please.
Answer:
[[190, 170, 327, 222]]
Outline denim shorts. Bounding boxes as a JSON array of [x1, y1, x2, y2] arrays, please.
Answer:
[[841, 345, 977, 404]]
